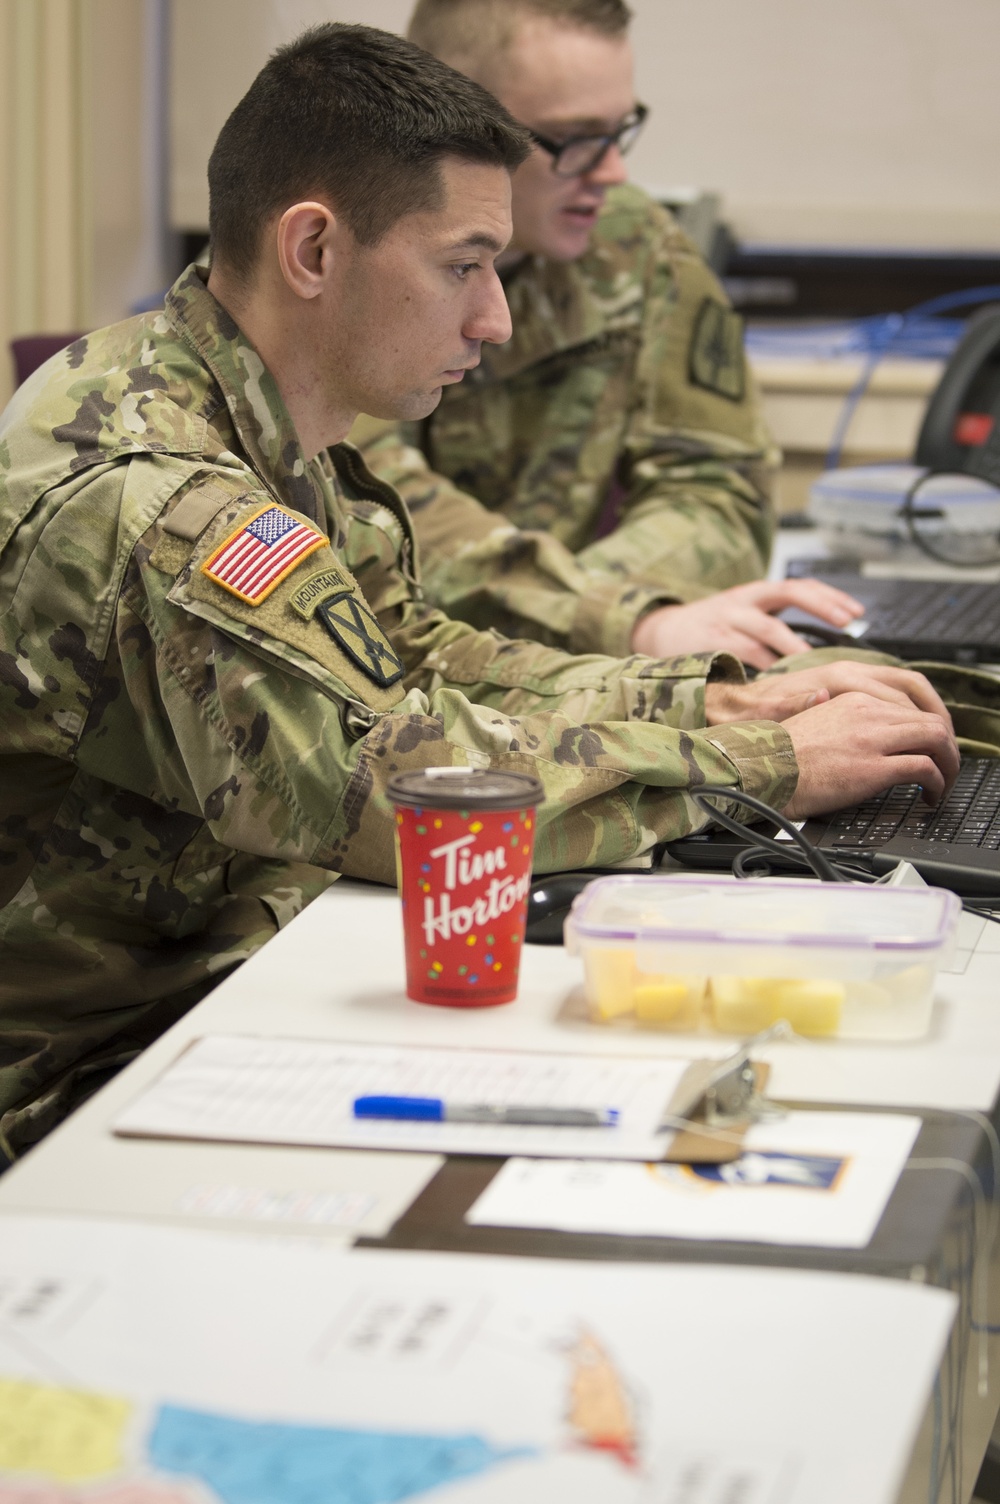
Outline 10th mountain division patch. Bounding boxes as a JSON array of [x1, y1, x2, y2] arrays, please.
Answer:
[[288, 565, 405, 688], [314, 590, 405, 688]]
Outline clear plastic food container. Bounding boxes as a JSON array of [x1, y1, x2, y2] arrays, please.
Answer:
[[564, 875, 960, 1041]]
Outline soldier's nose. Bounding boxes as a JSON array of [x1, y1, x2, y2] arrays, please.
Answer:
[[468, 275, 512, 346], [587, 143, 629, 188]]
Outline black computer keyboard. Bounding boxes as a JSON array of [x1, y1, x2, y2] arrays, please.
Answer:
[[866, 583, 1000, 645], [828, 757, 1000, 849]]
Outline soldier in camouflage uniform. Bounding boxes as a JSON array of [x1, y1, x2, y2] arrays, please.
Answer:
[[359, 0, 858, 668], [359, 180, 779, 649], [0, 25, 957, 1158]]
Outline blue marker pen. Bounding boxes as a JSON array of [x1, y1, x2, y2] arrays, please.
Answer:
[[353, 1095, 619, 1128]]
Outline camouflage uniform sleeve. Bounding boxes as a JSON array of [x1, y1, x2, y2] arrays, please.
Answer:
[[574, 212, 780, 597], [139, 486, 798, 889], [353, 420, 676, 658]]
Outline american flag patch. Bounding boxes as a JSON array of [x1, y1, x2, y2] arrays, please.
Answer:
[[201, 505, 326, 605]]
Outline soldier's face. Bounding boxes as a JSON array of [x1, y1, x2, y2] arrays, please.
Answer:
[[322, 158, 514, 421], [488, 18, 635, 263]]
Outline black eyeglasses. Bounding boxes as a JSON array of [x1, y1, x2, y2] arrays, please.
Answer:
[[528, 103, 649, 178]]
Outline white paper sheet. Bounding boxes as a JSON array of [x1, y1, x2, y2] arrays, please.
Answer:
[[114, 1035, 690, 1160], [0, 1132, 443, 1241], [0, 1213, 955, 1504], [468, 1111, 922, 1247], [173, 1184, 378, 1226]]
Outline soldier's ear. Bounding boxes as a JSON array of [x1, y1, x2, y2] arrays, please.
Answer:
[[275, 201, 338, 301]]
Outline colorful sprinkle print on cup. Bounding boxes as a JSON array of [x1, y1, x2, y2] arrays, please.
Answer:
[[387, 768, 544, 1008]]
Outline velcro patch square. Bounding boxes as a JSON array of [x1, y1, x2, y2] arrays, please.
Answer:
[[689, 298, 746, 402], [202, 505, 326, 605]]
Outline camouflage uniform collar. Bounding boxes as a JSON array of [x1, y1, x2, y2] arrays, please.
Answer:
[[481, 256, 607, 382], [480, 195, 644, 383], [165, 265, 324, 524]]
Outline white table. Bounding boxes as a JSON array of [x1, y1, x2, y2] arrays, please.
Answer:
[[3, 880, 999, 1503], [3, 882, 1000, 1228]]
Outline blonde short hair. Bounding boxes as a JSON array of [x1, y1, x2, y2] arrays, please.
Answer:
[[408, 0, 631, 76]]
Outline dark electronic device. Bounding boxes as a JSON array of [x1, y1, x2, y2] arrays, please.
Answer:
[[524, 873, 596, 945], [915, 303, 1000, 482], [782, 305, 1000, 660], [780, 567, 1000, 663], [667, 756, 1000, 898]]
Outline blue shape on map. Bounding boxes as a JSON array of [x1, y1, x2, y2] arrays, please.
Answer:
[[148, 1404, 535, 1504]]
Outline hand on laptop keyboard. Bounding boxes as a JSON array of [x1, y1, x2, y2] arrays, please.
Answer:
[[706, 662, 953, 726], [779, 693, 960, 820]]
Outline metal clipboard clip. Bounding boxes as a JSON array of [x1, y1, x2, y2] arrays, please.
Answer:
[[700, 1024, 789, 1126], [656, 1024, 789, 1162]]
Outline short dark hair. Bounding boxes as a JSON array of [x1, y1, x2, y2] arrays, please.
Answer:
[[409, 0, 632, 73], [208, 22, 531, 281]]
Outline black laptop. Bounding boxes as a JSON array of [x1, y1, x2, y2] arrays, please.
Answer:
[[668, 756, 1000, 897], [780, 561, 1000, 664]]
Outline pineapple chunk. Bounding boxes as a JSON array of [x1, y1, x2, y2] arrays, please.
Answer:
[[585, 946, 636, 1020], [634, 975, 703, 1026], [709, 976, 775, 1034], [770, 978, 844, 1037], [883, 965, 931, 1005], [709, 976, 845, 1037]]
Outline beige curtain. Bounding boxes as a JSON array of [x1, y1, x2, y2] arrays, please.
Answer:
[[0, 0, 90, 405], [0, 0, 170, 408]]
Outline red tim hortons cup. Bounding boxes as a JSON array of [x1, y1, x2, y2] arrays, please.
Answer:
[[387, 768, 545, 1007]]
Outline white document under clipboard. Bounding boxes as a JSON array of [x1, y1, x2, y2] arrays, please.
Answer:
[[467, 1111, 923, 1248], [113, 1035, 767, 1162]]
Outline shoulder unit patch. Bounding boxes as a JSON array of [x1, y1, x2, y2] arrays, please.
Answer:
[[202, 504, 326, 605], [688, 298, 746, 402], [315, 590, 406, 688]]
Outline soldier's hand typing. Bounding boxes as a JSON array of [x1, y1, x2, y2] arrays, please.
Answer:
[[705, 662, 952, 727], [777, 693, 961, 819], [631, 579, 864, 669]]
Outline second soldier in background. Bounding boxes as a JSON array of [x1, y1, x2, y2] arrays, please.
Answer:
[[358, 0, 847, 669]]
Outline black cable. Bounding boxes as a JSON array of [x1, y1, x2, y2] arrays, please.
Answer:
[[730, 842, 876, 885], [692, 785, 1000, 926], [901, 468, 1000, 569], [692, 786, 847, 883]]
